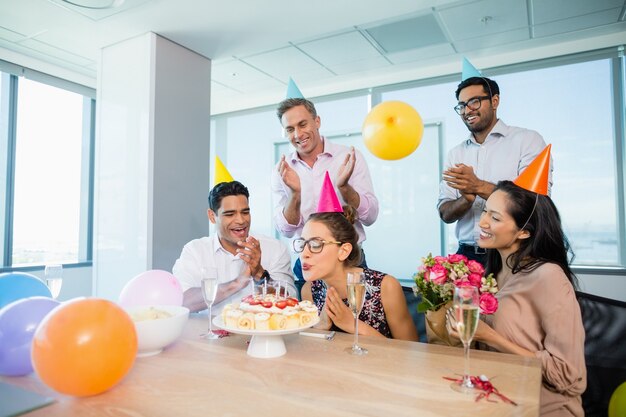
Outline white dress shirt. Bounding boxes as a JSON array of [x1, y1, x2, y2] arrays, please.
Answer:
[[438, 120, 551, 245], [172, 233, 295, 314]]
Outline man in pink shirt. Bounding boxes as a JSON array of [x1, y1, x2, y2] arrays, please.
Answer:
[[271, 98, 379, 284]]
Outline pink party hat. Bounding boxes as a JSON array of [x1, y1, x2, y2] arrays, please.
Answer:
[[316, 171, 343, 213]]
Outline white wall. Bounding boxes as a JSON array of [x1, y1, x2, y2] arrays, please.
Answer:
[[93, 33, 211, 301], [577, 273, 626, 302], [151, 35, 212, 272], [27, 266, 93, 302]]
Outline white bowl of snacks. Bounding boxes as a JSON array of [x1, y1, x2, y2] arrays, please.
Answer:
[[126, 305, 190, 357]]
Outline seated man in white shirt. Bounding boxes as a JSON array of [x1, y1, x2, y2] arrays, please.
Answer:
[[173, 181, 296, 314]]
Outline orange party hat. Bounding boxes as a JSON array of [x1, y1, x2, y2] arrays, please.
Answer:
[[513, 145, 551, 195], [316, 171, 343, 213]]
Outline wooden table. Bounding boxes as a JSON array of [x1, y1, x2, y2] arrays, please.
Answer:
[[1, 314, 541, 417]]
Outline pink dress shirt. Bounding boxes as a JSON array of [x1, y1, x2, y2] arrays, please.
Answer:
[[270, 138, 378, 243]]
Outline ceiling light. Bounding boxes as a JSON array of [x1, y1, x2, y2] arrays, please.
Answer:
[[60, 0, 125, 9]]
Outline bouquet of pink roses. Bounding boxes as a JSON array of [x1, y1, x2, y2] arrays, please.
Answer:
[[413, 253, 499, 315]]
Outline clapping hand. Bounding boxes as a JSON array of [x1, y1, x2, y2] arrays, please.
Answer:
[[325, 286, 355, 333], [442, 164, 481, 200], [278, 155, 301, 193], [336, 147, 356, 188], [236, 236, 263, 280]]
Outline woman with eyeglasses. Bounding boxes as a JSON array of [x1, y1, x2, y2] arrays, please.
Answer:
[[295, 206, 418, 341]]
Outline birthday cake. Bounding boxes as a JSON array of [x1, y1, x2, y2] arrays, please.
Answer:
[[222, 295, 319, 330]]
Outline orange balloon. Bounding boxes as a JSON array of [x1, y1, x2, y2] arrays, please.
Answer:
[[32, 298, 137, 397]]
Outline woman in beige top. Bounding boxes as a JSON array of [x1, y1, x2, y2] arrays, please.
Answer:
[[460, 180, 586, 417]]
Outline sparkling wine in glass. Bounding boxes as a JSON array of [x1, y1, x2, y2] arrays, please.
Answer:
[[345, 272, 367, 355], [451, 286, 480, 393], [44, 264, 63, 300], [201, 267, 219, 339]]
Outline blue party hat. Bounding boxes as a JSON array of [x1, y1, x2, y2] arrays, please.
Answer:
[[462, 57, 482, 81], [286, 77, 304, 99]]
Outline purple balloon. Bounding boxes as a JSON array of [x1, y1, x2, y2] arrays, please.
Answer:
[[0, 296, 60, 376]]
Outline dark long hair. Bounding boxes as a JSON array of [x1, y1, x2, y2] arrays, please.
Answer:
[[307, 205, 361, 267], [485, 181, 578, 289]]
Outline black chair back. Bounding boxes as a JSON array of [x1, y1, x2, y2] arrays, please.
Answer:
[[402, 286, 427, 343], [576, 291, 626, 417]]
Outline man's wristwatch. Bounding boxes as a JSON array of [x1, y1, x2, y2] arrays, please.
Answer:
[[259, 270, 271, 283]]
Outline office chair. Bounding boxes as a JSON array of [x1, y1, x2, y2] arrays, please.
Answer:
[[402, 286, 427, 343], [576, 291, 626, 417]]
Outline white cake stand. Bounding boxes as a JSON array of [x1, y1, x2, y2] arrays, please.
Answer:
[[213, 316, 319, 358]]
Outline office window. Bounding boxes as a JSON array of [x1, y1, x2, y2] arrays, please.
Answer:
[[274, 125, 443, 281], [212, 51, 625, 277], [381, 81, 467, 257], [0, 73, 9, 262], [0, 66, 94, 269], [383, 58, 623, 268], [223, 109, 279, 237], [314, 95, 369, 134], [12, 79, 84, 265], [498, 59, 618, 266]]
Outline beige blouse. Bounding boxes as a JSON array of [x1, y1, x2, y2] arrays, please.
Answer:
[[484, 262, 586, 417]]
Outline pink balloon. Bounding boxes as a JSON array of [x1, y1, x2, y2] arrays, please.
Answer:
[[119, 270, 183, 307]]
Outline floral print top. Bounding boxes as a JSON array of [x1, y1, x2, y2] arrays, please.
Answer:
[[311, 268, 392, 338]]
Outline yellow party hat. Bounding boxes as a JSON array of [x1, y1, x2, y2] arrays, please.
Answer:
[[214, 156, 234, 185]]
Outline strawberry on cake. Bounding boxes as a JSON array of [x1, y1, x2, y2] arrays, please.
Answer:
[[220, 294, 318, 331]]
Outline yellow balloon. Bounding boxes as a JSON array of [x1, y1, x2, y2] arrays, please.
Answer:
[[609, 382, 626, 417], [362, 101, 424, 160]]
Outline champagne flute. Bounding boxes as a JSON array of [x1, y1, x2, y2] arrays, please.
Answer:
[[44, 264, 63, 300], [345, 272, 367, 355], [451, 286, 480, 393], [200, 267, 219, 339]]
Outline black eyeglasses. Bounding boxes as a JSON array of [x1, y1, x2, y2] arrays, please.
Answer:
[[454, 96, 491, 115], [293, 237, 342, 253]]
